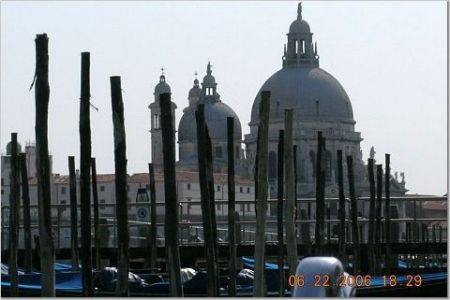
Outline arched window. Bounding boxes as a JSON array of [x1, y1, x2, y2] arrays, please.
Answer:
[[309, 150, 316, 179], [325, 151, 332, 182], [301, 39, 306, 54], [295, 40, 299, 55], [268, 151, 277, 179]]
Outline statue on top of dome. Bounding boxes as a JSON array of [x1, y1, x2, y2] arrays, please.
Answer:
[[369, 146, 376, 159]]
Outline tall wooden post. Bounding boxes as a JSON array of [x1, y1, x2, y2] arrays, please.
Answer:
[[34, 33, 55, 297], [19, 153, 32, 274], [160, 92, 183, 296], [110, 76, 130, 296], [227, 117, 237, 296], [8, 133, 20, 296], [367, 158, 376, 274], [375, 164, 383, 274], [79, 52, 93, 296], [91, 158, 101, 269], [347, 155, 360, 274], [253, 91, 270, 297], [293, 145, 299, 238], [384, 154, 392, 274], [336, 150, 346, 265], [148, 163, 157, 270], [326, 206, 331, 245], [68, 156, 79, 271], [196, 104, 218, 296], [284, 109, 297, 278], [277, 130, 285, 297], [315, 132, 326, 254]]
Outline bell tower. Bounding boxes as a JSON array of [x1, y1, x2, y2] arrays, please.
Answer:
[[149, 70, 177, 170]]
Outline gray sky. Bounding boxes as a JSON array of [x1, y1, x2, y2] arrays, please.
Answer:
[[1, 1, 447, 195]]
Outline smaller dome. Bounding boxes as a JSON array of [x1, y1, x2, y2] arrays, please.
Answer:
[[6, 141, 22, 155], [289, 19, 310, 34], [154, 74, 171, 95], [189, 85, 202, 98]]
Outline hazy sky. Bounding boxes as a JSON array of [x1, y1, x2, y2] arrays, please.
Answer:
[[1, 1, 447, 195]]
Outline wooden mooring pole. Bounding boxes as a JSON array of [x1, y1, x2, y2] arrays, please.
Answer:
[[227, 117, 237, 297], [8, 133, 20, 296], [315, 132, 326, 254], [19, 153, 32, 274], [277, 130, 284, 297], [347, 155, 360, 274], [284, 109, 297, 278], [34, 33, 55, 297], [384, 154, 392, 274], [253, 91, 270, 297], [91, 158, 101, 269], [367, 158, 376, 274], [110, 76, 130, 296], [375, 164, 383, 274], [196, 103, 218, 296], [68, 156, 79, 272], [336, 150, 346, 266], [148, 163, 157, 270], [79, 52, 93, 296]]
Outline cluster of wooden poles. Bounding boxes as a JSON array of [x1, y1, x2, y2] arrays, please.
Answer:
[[6, 33, 401, 298]]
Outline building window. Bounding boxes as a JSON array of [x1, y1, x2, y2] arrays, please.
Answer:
[[301, 39, 306, 54], [61, 187, 66, 195], [247, 187, 250, 194], [1, 178, 3, 186], [187, 183, 191, 190], [100, 185, 105, 192], [240, 187, 243, 193], [217, 185, 221, 192], [153, 114, 160, 129], [215, 146, 223, 158], [100, 199, 106, 204], [60, 200, 67, 204]]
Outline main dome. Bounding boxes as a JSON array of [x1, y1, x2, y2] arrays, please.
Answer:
[[250, 67, 354, 124]]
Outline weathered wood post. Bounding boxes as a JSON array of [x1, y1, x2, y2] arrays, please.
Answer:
[[315, 132, 326, 254], [196, 104, 218, 296], [159, 92, 183, 296], [367, 158, 376, 274], [79, 52, 93, 296], [293, 145, 299, 237], [19, 153, 32, 274], [337, 150, 346, 266], [8, 133, 20, 296], [347, 155, 360, 274], [110, 76, 130, 296], [284, 109, 297, 278], [148, 163, 157, 270], [253, 91, 270, 297], [277, 130, 285, 297], [34, 33, 55, 297], [91, 158, 101, 269], [326, 206, 331, 246], [227, 117, 237, 297], [375, 164, 383, 274], [384, 154, 392, 274], [68, 156, 79, 271]]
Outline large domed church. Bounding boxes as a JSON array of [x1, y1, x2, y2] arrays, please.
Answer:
[[149, 3, 407, 199]]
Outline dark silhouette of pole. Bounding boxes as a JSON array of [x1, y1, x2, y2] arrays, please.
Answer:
[[384, 154, 392, 274], [315, 132, 326, 254], [148, 163, 157, 270], [336, 150, 346, 266], [160, 92, 183, 297], [227, 117, 237, 297], [79, 52, 93, 296], [253, 91, 270, 297], [367, 158, 376, 274], [110, 76, 130, 296], [277, 130, 284, 297], [19, 153, 32, 274], [8, 133, 20, 296], [293, 145, 299, 238], [91, 158, 101, 269], [284, 109, 297, 278], [375, 164, 383, 274], [347, 155, 360, 274], [34, 33, 55, 297], [68, 156, 79, 271]]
